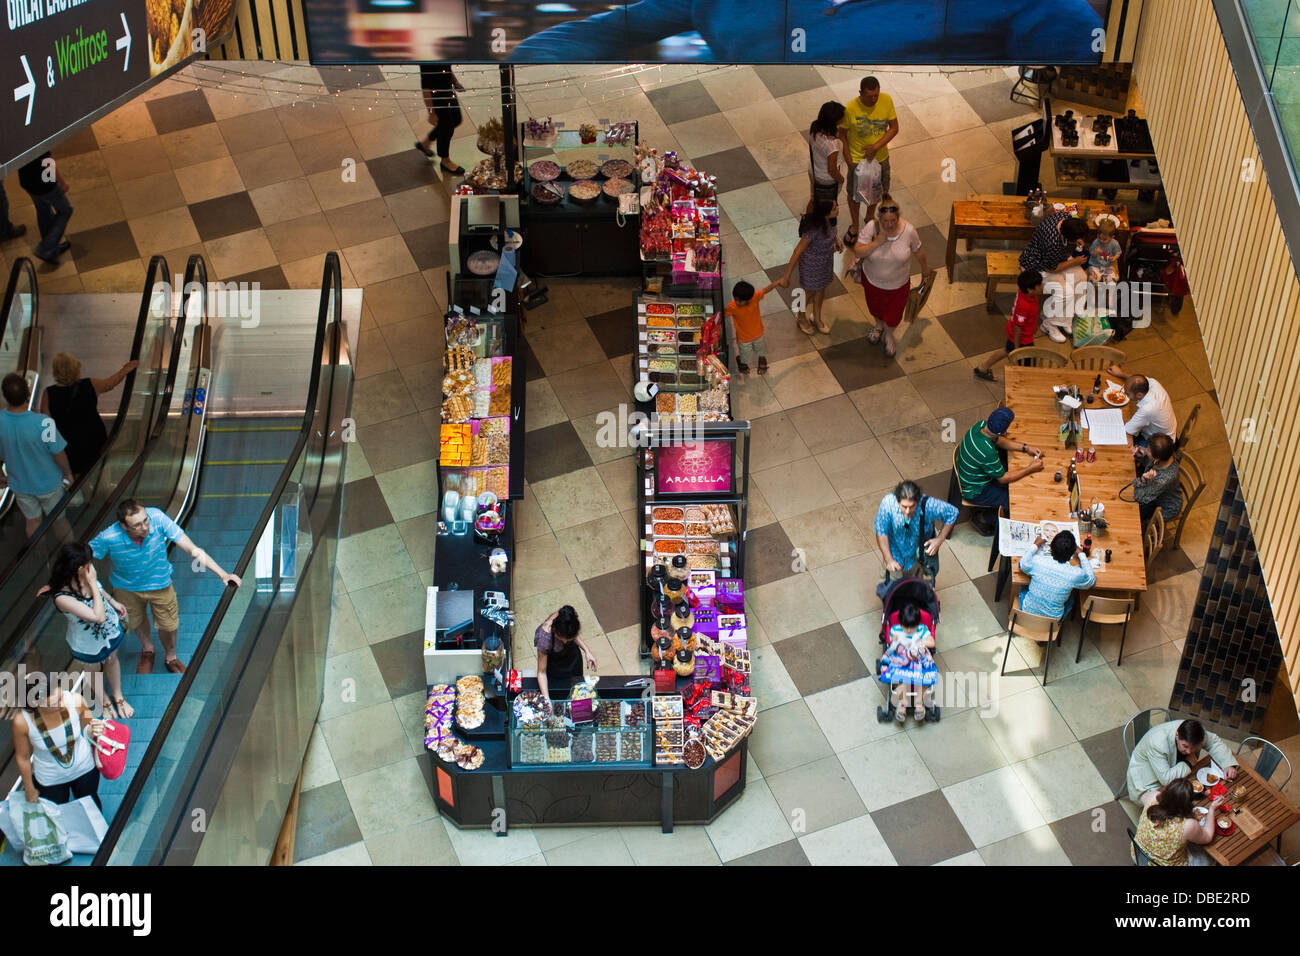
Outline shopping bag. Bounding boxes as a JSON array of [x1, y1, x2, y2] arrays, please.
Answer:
[[59, 795, 109, 854], [1072, 311, 1114, 347], [93, 718, 130, 780], [903, 272, 936, 324], [4, 791, 72, 866], [854, 158, 883, 205]]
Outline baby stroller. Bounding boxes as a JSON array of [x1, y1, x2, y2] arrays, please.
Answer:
[[875, 576, 942, 724]]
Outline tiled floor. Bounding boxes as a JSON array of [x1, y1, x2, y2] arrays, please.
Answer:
[[5, 60, 1295, 866]]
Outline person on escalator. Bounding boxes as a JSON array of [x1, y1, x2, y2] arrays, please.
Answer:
[[0, 373, 74, 537], [41, 353, 139, 480], [89, 498, 242, 676], [48, 542, 134, 720]]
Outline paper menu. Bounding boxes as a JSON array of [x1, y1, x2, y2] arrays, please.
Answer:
[[999, 517, 1082, 558], [1082, 407, 1128, 445]]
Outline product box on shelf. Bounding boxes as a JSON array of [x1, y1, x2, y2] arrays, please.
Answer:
[[715, 578, 744, 613], [717, 612, 747, 649], [692, 606, 718, 636]]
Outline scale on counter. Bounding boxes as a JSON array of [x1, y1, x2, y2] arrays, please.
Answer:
[[433, 588, 477, 650]]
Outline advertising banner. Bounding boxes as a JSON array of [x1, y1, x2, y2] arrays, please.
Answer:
[[2, 0, 237, 173], [303, 1, 1112, 66], [656, 440, 733, 497]]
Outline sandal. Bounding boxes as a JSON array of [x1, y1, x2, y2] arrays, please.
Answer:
[[973, 367, 996, 382], [103, 698, 117, 719], [814, 316, 831, 334], [757, 357, 769, 375], [113, 697, 134, 719], [866, 327, 882, 345], [895, 704, 908, 724], [440, 162, 466, 176], [796, 316, 815, 335], [844, 228, 858, 245]]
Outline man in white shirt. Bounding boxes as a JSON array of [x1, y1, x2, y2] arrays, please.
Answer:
[[1109, 363, 1177, 445]]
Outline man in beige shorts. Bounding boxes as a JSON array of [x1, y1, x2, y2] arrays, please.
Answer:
[[90, 498, 241, 674]]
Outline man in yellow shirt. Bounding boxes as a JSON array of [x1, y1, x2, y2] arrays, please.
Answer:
[[839, 76, 900, 245]]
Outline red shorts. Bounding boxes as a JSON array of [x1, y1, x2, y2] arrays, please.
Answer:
[[862, 278, 910, 327]]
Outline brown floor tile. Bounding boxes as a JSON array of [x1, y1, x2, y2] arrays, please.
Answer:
[[370, 630, 428, 699], [367, 151, 439, 197], [645, 79, 722, 125], [871, 790, 976, 866], [1049, 802, 1135, 865], [189, 193, 263, 242], [100, 137, 171, 183], [356, 411, 436, 475], [293, 781, 363, 863], [818, 336, 905, 391], [57, 126, 101, 157], [586, 307, 637, 360], [292, 127, 361, 176], [581, 565, 643, 634], [145, 90, 216, 135], [340, 476, 397, 538], [68, 221, 141, 273], [726, 839, 811, 866], [937, 302, 1009, 358], [402, 222, 451, 271], [693, 145, 769, 193], [379, 314, 442, 369], [743, 522, 800, 588], [524, 421, 594, 483], [774, 623, 871, 696], [1078, 728, 1132, 798], [227, 265, 290, 289]]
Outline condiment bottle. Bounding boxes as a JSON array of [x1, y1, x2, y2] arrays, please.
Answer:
[[668, 554, 690, 582], [671, 601, 694, 632], [673, 646, 696, 678], [676, 626, 696, 654], [653, 635, 676, 665], [646, 563, 668, 593], [663, 575, 685, 601]]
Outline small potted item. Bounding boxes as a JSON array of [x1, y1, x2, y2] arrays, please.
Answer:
[[579, 122, 599, 144], [673, 646, 696, 678], [663, 575, 685, 602]]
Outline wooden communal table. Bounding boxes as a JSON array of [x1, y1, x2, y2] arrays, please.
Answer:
[[1198, 765, 1300, 867], [945, 197, 1130, 281], [1004, 366, 1147, 594]]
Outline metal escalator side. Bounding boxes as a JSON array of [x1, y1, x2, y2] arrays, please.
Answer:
[[0, 257, 40, 522], [0, 255, 205, 798], [93, 253, 348, 865]]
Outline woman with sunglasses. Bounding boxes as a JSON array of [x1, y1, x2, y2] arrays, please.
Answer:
[[851, 195, 933, 358]]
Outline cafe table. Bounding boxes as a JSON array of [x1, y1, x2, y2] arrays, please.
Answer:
[[1003, 366, 1147, 596], [945, 196, 1130, 281], [1196, 765, 1300, 866]]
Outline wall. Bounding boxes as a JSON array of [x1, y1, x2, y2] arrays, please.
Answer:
[[213, 0, 307, 60], [1133, 0, 1300, 700]]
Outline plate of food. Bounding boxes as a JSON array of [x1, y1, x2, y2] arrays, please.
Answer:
[[1103, 383, 1129, 406], [565, 159, 599, 180], [1197, 766, 1224, 787], [568, 180, 601, 204], [531, 182, 564, 205], [529, 159, 561, 182]]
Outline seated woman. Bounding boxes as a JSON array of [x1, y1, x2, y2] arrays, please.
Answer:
[[1134, 778, 1221, 866], [878, 603, 937, 724], [1018, 530, 1096, 620], [1133, 433, 1181, 528]]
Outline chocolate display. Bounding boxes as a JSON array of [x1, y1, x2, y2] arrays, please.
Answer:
[[595, 733, 619, 762], [571, 733, 595, 762], [620, 733, 644, 761]]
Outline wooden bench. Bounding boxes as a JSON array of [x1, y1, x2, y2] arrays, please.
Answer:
[[985, 251, 1022, 312]]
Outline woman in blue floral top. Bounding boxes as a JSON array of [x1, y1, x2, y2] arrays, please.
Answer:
[[49, 542, 133, 719]]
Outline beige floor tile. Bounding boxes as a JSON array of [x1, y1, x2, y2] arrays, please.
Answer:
[[619, 825, 720, 866], [349, 115, 421, 160], [524, 320, 608, 377], [704, 779, 796, 862], [741, 217, 801, 271], [943, 764, 1047, 848], [395, 515, 436, 574], [175, 155, 246, 203], [248, 178, 323, 226], [876, 419, 960, 479], [747, 411, 810, 471], [337, 524, 418, 592], [730, 371, 783, 420], [764, 351, 843, 410], [308, 164, 382, 212], [747, 573, 838, 642], [78, 261, 144, 293], [669, 114, 743, 160], [264, 212, 340, 265], [531, 467, 619, 531], [719, 182, 794, 233], [981, 685, 1079, 763], [548, 360, 632, 421], [555, 514, 638, 582], [524, 379, 568, 432], [293, 126, 362, 176], [319, 646, 391, 721], [848, 378, 933, 436], [1108, 641, 1183, 713], [512, 533, 577, 601], [780, 501, 869, 570], [320, 700, 414, 779], [804, 677, 896, 753], [840, 733, 939, 812], [978, 825, 1071, 865], [300, 725, 340, 793], [66, 185, 127, 232], [595, 457, 637, 513], [699, 66, 769, 111], [385, 185, 453, 233], [907, 708, 1010, 788], [342, 234, 418, 286], [204, 228, 278, 278], [753, 456, 839, 521], [812, 551, 883, 620], [92, 99, 157, 146], [1011, 742, 1115, 823], [515, 482, 551, 542], [783, 393, 871, 455], [938, 634, 1040, 715], [895, 316, 967, 374], [374, 459, 437, 522], [816, 438, 902, 502], [99, 137, 171, 184], [233, 141, 305, 190], [342, 756, 439, 840], [1043, 665, 1139, 740], [751, 131, 812, 181], [217, 108, 288, 155]]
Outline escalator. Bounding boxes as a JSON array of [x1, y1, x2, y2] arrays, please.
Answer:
[[0, 253, 351, 865], [0, 255, 180, 629]]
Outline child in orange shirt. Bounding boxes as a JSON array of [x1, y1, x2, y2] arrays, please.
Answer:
[[724, 278, 785, 375]]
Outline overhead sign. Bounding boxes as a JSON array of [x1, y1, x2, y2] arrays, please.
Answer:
[[2, 0, 236, 174], [303, 0, 1112, 66]]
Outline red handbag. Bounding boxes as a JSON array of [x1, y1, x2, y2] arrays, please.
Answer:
[[93, 719, 130, 780]]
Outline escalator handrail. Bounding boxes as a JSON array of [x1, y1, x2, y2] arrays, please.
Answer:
[[0, 257, 38, 351], [0, 257, 201, 663], [92, 252, 343, 865], [0, 255, 173, 588]]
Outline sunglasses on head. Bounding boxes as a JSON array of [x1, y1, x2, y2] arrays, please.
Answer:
[[878, 205, 899, 214]]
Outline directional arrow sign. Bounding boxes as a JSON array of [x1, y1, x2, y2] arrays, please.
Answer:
[[116, 13, 131, 71], [13, 55, 34, 127]]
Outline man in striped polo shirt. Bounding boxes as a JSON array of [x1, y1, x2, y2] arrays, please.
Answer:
[[90, 498, 242, 675], [955, 406, 1043, 535]]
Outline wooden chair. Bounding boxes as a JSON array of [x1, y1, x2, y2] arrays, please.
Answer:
[[1167, 452, 1206, 553], [948, 447, 985, 518], [985, 251, 1022, 311], [988, 506, 1013, 601], [1008, 346, 1068, 369], [1070, 345, 1126, 370], [1001, 605, 1067, 686], [1143, 510, 1165, 571], [1075, 594, 1137, 666], [1174, 402, 1201, 454]]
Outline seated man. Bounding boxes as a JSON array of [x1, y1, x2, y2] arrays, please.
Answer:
[[1018, 530, 1094, 620], [1126, 718, 1238, 805], [1107, 363, 1177, 445], [954, 406, 1043, 535]]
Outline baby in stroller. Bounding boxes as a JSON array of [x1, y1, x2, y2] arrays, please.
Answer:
[[877, 603, 938, 724]]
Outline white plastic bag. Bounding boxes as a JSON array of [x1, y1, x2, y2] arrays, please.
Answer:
[[2, 790, 72, 866], [854, 158, 883, 205], [60, 795, 108, 854]]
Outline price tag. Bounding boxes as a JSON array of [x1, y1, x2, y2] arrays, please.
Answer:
[[469, 306, 481, 315], [570, 698, 594, 725], [555, 121, 566, 128], [598, 118, 609, 125]]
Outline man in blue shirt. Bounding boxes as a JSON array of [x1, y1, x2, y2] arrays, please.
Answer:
[[1018, 530, 1095, 619], [0, 373, 73, 536], [90, 498, 242, 675], [514, 0, 1104, 64], [873, 480, 958, 579]]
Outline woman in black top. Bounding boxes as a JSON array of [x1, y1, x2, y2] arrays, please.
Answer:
[[415, 64, 466, 176], [40, 352, 137, 478]]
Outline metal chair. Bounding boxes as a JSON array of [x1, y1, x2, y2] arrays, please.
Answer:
[[1001, 605, 1066, 686], [1115, 707, 1173, 802], [1008, 346, 1068, 369], [1237, 737, 1293, 791], [1127, 828, 1151, 866], [1167, 452, 1206, 553], [1009, 65, 1058, 107], [1174, 402, 1201, 454], [1070, 345, 1126, 371], [1076, 594, 1137, 665]]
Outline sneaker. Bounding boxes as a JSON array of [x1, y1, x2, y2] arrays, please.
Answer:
[[757, 357, 768, 375], [973, 367, 996, 382], [1044, 326, 1068, 343]]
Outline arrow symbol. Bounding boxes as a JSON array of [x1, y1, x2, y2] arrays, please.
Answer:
[[116, 13, 131, 71], [13, 55, 34, 126]]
